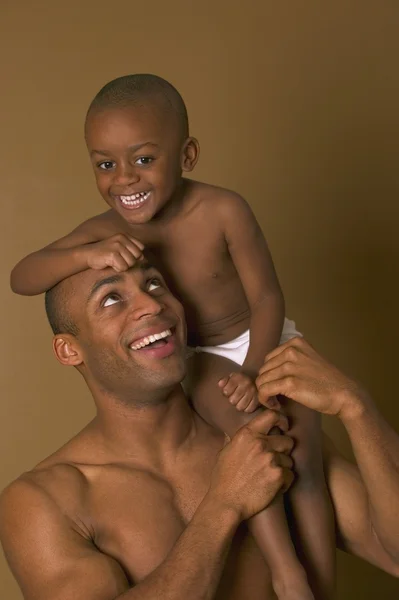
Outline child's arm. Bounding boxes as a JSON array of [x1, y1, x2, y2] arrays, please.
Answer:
[[10, 216, 144, 295], [218, 206, 339, 598], [221, 192, 285, 378], [216, 193, 284, 412]]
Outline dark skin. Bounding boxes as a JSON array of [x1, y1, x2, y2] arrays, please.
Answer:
[[1, 268, 398, 600], [1, 265, 296, 600], [11, 104, 285, 396], [10, 103, 333, 598]]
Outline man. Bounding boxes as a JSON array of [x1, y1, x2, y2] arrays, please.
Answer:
[[1, 260, 398, 599]]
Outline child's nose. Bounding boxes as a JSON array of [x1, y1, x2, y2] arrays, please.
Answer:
[[115, 162, 140, 185]]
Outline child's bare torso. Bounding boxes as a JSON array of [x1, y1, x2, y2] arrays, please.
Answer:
[[89, 180, 251, 346]]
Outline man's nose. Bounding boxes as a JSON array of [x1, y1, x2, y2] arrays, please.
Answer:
[[131, 290, 164, 321]]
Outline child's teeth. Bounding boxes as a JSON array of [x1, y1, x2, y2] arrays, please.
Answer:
[[120, 191, 150, 206]]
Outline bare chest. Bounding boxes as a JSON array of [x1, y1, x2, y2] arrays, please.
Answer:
[[139, 218, 236, 295], [106, 205, 250, 340], [84, 453, 213, 582], [81, 461, 272, 597]]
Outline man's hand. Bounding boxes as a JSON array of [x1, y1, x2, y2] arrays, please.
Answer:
[[256, 337, 367, 418], [208, 409, 294, 520], [85, 233, 145, 272]]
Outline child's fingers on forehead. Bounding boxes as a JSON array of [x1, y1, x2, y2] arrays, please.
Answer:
[[129, 237, 145, 249], [125, 243, 143, 258]]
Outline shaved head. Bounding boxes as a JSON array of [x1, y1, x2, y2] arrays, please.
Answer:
[[45, 277, 79, 336], [85, 74, 189, 140]]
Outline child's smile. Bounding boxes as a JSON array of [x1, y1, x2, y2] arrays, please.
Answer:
[[115, 190, 152, 210]]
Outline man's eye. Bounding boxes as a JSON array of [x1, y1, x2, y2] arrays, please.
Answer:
[[98, 161, 116, 170], [103, 294, 121, 307], [135, 157, 153, 166], [148, 278, 162, 292]]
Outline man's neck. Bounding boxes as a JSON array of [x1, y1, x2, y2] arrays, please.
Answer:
[[92, 384, 198, 468]]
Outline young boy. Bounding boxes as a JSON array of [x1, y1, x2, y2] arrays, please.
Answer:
[[11, 75, 335, 599]]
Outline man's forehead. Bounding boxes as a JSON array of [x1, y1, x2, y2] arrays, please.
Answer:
[[70, 260, 156, 300]]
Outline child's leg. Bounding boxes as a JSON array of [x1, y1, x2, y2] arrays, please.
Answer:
[[281, 397, 336, 599], [187, 352, 315, 600]]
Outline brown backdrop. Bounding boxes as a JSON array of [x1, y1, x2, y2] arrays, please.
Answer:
[[1, 1, 399, 598]]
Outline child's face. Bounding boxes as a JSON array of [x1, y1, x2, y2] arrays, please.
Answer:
[[86, 105, 197, 224]]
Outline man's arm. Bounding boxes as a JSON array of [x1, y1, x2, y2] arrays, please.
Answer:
[[322, 434, 398, 575], [256, 337, 399, 576], [220, 192, 285, 379], [10, 214, 143, 295], [0, 411, 294, 600]]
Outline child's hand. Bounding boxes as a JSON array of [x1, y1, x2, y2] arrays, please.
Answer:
[[85, 234, 144, 272], [218, 372, 260, 413]]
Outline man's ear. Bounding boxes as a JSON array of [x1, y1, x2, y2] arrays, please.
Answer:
[[181, 137, 200, 172], [53, 335, 83, 367]]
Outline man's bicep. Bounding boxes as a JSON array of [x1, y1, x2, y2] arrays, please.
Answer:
[[0, 479, 129, 600], [322, 434, 397, 574]]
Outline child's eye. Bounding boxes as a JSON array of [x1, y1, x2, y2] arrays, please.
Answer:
[[98, 161, 116, 170], [103, 294, 121, 307], [135, 157, 154, 166], [148, 278, 162, 292]]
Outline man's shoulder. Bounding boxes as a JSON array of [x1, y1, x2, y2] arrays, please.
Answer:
[[2, 460, 87, 507], [0, 462, 87, 540], [0, 425, 99, 519]]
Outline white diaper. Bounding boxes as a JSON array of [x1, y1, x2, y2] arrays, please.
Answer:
[[192, 317, 302, 367]]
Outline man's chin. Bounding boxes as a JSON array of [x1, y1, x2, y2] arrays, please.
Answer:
[[165, 360, 186, 388], [176, 362, 187, 384], [137, 354, 186, 381], [161, 358, 186, 384]]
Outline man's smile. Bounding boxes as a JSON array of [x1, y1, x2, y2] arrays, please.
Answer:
[[129, 328, 172, 350], [130, 329, 177, 359]]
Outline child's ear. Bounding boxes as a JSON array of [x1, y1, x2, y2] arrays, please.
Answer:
[[53, 335, 83, 367], [181, 137, 200, 172]]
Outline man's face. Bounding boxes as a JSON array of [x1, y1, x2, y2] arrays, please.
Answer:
[[66, 261, 187, 402], [86, 104, 186, 224]]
